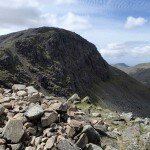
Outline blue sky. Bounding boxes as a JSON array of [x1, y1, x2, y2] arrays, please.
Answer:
[[0, 0, 150, 65]]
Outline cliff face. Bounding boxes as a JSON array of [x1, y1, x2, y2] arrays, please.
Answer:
[[0, 27, 150, 117]]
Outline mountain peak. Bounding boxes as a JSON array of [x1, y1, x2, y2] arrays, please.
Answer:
[[114, 63, 130, 68]]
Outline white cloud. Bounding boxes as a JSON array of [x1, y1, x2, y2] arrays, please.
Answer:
[[55, 0, 76, 5], [40, 12, 91, 32], [132, 46, 150, 57], [100, 43, 127, 57], [60, 12, 91, 31], [0, 0, 91, 34], [100, 42, 150, 58], [125, 16, 147, 29]]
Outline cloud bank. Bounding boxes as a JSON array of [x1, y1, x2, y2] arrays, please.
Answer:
[[100, 41, 150, 58], [0, 0, 91, 34], [125, 16, 147, 29]]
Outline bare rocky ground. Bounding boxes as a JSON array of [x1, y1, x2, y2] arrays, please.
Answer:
[[0, 84, 149, 150]]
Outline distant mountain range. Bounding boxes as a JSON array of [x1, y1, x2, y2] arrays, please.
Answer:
[[113, 62, 150, 88]]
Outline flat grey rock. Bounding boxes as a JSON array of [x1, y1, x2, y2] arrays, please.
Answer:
[[2, 119, 24, 143], [24, 104, 44, 120]]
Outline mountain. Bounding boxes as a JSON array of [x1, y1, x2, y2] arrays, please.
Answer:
[[113, 63, 130, 72], [113, 63, 130, 68], [0, 27, 150, 117], [114, 62, 150, 88]]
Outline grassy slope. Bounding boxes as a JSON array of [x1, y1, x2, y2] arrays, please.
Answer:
[[88, 66, 150, 117]]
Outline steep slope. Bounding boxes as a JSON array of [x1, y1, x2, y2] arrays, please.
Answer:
[[114, 62, 150, 88], [0, 27, 150, 117]]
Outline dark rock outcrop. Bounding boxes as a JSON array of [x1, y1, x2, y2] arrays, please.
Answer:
[[0, 27, 109, 96]]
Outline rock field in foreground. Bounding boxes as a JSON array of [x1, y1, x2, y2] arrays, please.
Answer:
[[0, 84, 150, 150]]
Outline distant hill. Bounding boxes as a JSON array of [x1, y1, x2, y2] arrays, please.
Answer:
[[0, 27, 150, 117], [114, 63, 130, 68], [113, 62, 150, 88], [113, 63, 130, 72]]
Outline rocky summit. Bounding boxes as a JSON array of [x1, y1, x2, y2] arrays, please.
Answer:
[[0, 27, 150, 117], [0, 84, 150, 150]]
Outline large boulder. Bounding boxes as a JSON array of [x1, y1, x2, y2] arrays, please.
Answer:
[[2, 119, 24, 143], [81, 125, 101, 144]]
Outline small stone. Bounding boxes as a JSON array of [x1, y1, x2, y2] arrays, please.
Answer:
[[31, 136, 36, 146], [76, 133, 88, 149], [81, 125, 101, 144], [3, 103, 12, 109], [2, 119, 24, 143], [105, 146, 118, 150], [12, 84, 26, 91], [73, 100, 81, 104], [74, 111, 85, 115], [24, 104, 44, 120], [66, 125, 75, 138], [26, 127, 37, 135], [140, 132, 150, 150], [50, 102, 62, 111], [82, 96, 91, 103], [57, 139, 79, 150], [28, 93, 41, 103], [86, 143, 103, 150], [94, 124, 108, 133], [0, 89, 4, 94], [92, 113, 101, 117], [1, 97, 11, 103], [26, 86, 38, 95], [58, 102, 68, 112], [25, 146, 36, 150], [44, 136, 56, 149], [42, 137, 48, 143], [68, 118, 83, 128], [24, 122, 33, 129], [9, 143, 22, 150], [0, 145, 5, 150], [122, 125, 140, 142], [35, 136, 42, 146], [68, 94, 80, 102], [17, 90, 27, 97], [13, 113, 27, 124], [41, 111, 58, 127], [0, 105, 5, 115], [0, 138, 6, 144], [37, 144, 43, 150], [120, 112, 133, 122], [134, 117, 145, 124]]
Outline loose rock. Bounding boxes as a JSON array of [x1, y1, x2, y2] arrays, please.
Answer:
[[2, 119, 24, 143], [41, 111, 58, 127], [24, 104, 44, 120]]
